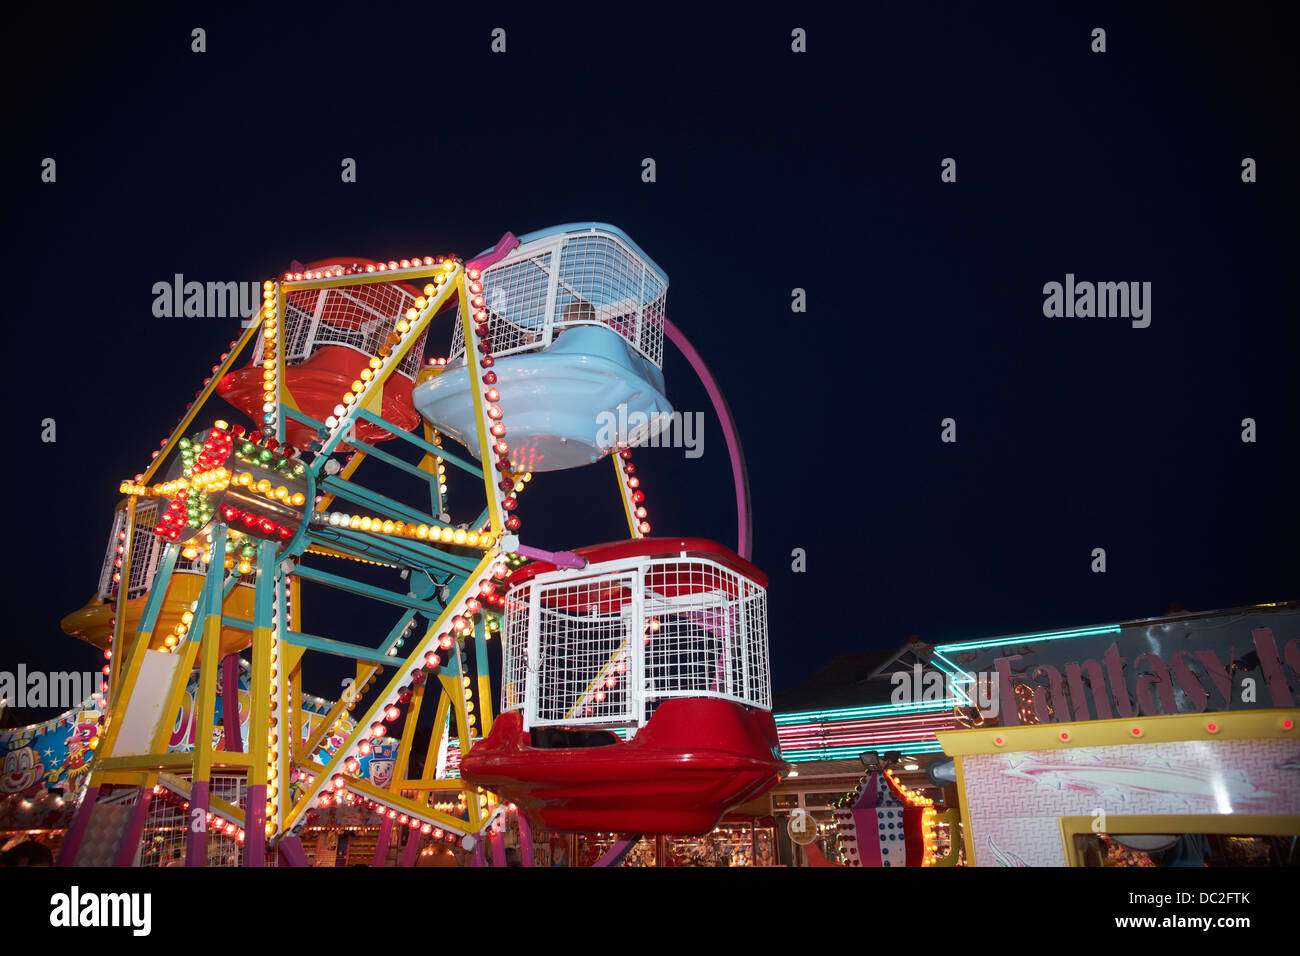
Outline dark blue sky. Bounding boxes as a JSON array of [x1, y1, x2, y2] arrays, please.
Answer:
[[5, 4, 1297, 711]]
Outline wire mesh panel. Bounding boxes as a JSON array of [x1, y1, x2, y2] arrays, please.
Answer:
[[501, 582, 531, 713], [739, 588, 771, 708], [98, 502, 162, 601], [503, 552, 770, 730], [450, 249, 554, 359], [556, 233, 666, 366], [642, 559, 770, 710], [98, 502, 240, 601], [450, 227, 667, 367], [528, 572, 638, 728], [138, 774, 248, 866], [256, 279, 428, 378]]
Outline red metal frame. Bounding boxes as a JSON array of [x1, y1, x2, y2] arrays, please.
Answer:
[[217, 257, 429, 450], [462, 697, 784, 835], [508, 537, 767, 589]]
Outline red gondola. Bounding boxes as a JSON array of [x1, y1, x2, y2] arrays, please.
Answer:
[[217, 257, 430, 450], [461, 538, 785, 835]]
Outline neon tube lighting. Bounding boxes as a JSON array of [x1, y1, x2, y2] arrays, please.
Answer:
[[934, 624, 1121, 653]]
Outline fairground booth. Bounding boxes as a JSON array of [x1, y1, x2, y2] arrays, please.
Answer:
[[934, 602, 1300, 867]]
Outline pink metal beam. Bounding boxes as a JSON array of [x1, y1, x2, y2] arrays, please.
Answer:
[[516, 809, 534, 867], [513, 544, 586, 569], [186, 780, 210, 866], [466, 232, 521, 271], [593, 834, 641, 867], [55, 784, 100, 865], [243, 784, 266, 865], [221, 654, 243, 753], [277, 835, 308, 866], [112, 786, 153, 867], [664, 319, 752, 561], [373, 815, 394, 866], [400, 828, 423, 866]]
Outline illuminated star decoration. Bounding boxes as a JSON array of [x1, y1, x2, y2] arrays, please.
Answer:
[[120, 422, 308, 572]]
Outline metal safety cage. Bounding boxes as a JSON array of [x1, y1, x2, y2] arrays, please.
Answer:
[[254, 278, 429, 379], [499, 553, 770, 731], [141, 774, 249, 867], [450, 227, 667, 367], [98, 501, 163, 601], [97, 502, 251, 602]]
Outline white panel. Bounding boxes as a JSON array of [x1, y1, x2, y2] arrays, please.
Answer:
[[113, 650, 183, 755]]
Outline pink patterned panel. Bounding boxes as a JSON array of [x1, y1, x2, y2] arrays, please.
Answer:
[[962, 739, 1300, 867]]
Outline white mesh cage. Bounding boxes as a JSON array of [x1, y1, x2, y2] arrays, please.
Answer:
[[141, 774, 248, 866], [98, 501, 253, 602], [500, 552, 770, 730], [98, 501, 163, 601], [450, 227, 667, 367], [256, 279, 428, 379], [500, 581, 531, 713]]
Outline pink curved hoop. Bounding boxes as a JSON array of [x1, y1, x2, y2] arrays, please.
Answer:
[[663, 318, 752, 561]]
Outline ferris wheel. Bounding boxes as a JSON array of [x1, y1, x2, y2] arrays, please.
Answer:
[[58, 223, 782, 868]]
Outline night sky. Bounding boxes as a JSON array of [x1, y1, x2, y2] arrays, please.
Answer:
[[5, 4, 1297, 719]]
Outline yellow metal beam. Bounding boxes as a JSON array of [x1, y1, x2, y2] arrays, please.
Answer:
[[157, 773, 247, 828], [344, 777, 472, 834], [614, 451, 640, 537], [301, 664, 380, 758], [94, 752, 254, 773], [937, 708, 1300, 755], [394, 778, 472, 792], [475, 639, 495, 738], [280, 263, 456, 295], [392, 683, 425, 787], [439, 669, 483, 829], [94, 771, 153, 787], [192, 620, 222, 784], [140, 316, 260, 485], [274, 575, 294, 831], [417, 692, 453, 807], [247, 600, 273, 787], [283, 551, 496, 833], [108, 497, 137, 697], [457, 273, 505, 536]]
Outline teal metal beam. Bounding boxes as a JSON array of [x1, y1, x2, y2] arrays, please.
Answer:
[[283, 406, 328, 433], [282, 631, 401, 667], [292, 564, 445, 615], [377, 573, 442, 656], [355, 408, 482, 478], [306, 525, 481, 575], [185, 528, 227, 646], [344, 434, 439, 485], [307, 526, 433, 570], [320, 475, 440, 529], [222, 569, 245, 600], [134, 544, 180, 640], [255, 541, 276, 630]]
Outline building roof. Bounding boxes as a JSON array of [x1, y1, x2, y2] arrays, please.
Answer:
[[775, 649, 920, 712]]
